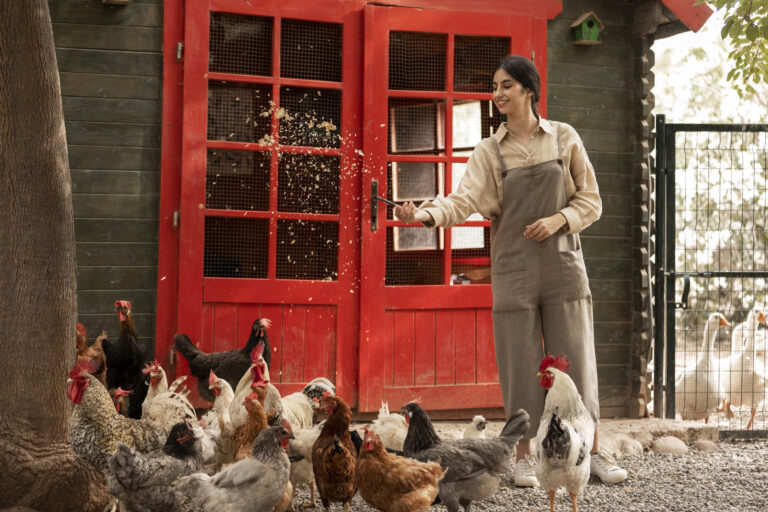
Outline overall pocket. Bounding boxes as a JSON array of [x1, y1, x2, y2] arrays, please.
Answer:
[[558, 250, 591, 301], [491, 268, 529, 311]]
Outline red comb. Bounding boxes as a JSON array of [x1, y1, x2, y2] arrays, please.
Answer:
[[142, 360, 160, 375], [114, 300, 131, 309], [250, 340, 265, 363], [209, 370, 217, 387], [539, 353, 570, 374], [280, 419, 293, 432], [260, 318, 272, 329], [321, 391, 333, 399], [70, 358, 99, 378], [76, 323, 86, 337], [113, 387, 134, 399]]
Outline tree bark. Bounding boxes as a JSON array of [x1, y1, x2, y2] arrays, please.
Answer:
[[0, 1, 109, 510]]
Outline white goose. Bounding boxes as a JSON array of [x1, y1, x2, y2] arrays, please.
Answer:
[[724, 308, 767, 429], [675, 312, 730, 421]]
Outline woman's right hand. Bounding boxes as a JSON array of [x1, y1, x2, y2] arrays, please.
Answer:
[[394, 201, 429, 224]]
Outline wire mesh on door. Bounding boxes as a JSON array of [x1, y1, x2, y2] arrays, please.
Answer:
[[656, 117, 768, 431], [385, 31, 507, 287]]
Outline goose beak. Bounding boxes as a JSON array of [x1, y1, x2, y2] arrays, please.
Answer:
[[759, 312, 767, 326], [720, 316, 731, 327]]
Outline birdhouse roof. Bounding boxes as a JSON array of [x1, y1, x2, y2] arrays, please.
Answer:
[[570, 11, 604, 30]]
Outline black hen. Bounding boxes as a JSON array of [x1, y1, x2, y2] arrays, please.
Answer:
[[174, 318, 271, 402], [102, 300, 148, 419]]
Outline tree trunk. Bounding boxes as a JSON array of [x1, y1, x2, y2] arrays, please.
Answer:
[[0, 1, 109, 510]]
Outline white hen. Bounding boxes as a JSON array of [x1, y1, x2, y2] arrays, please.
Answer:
[[535, 354, 594, 512], [369, 401, 408, 452], [462, 415, 488, 439], [288, 422, 323, 510], [676, 312, 730, 421]]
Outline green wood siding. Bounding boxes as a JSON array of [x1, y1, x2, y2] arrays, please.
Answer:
[[548, 0, 636, 417], [51, 0, 162, 355]]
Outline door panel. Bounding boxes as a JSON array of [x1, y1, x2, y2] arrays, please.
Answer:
[[359, 5, 548, 412], [177, 0, 360, 406]]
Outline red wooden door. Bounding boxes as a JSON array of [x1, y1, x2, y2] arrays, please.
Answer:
[[175, 0, 362, 405], [358, 5, 549, 412]]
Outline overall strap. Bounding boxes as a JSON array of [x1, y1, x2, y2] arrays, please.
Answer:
[[490, 137, 505, 172], [555, 122, 562, 158]]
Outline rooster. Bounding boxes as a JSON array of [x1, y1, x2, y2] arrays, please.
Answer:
[[103, 300, 149, 419], [312, 393, 358, 512], [175, 422, 295, 512], [68, 359, 167, 471], [111, 387, 133, 414], [534, 354, 595, 512], [356, 428, 443, 512], [76, 323, 107, 386], [369, 401, 408, 452], [230, 342, 283, 429], [107, 421, 205, 512], [175, 318, 272, 402], [401, 402, 529, 512]]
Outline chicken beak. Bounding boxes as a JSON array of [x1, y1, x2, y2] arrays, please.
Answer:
[[536, 372, 543, 377]]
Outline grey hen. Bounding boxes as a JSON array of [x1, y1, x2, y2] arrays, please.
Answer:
[[107, 421, 204, 512], [175, 423, 294, 512], [402, 403, 530, 512]]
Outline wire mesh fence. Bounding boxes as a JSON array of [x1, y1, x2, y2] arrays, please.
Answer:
[[656, 119, 768, 430]]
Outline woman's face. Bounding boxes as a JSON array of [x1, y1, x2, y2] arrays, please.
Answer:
[[492, 68, 532, 118]]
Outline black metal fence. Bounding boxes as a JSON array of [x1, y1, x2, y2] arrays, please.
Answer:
[[654, 115, 768, 431]]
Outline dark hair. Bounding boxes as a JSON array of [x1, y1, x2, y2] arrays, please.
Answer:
[[494, 55, 541, 117]]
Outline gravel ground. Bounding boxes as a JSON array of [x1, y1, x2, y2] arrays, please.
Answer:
[[292, 440, 768, 512]]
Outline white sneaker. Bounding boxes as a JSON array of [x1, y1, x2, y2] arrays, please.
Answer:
[[590, 451, 628, 484], [514, 456, 540, 487]]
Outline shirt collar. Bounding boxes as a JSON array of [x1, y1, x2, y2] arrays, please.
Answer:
[[492, 116, 553, 142]]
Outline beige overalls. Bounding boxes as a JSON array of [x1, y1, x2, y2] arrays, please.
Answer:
[[489, 125, 600, 439]]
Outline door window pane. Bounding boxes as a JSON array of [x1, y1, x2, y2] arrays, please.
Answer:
[[278, 154, 340, 214], [279, 86, 341, 148], [207, 82, 272, 143], [388, 98, 445, 155], [281, 19, 342, 82], [389, 31, 446, 91], [204, 217, 269, 278], [454, 35, 510, 92], [390, 162, 441, 202], [277, 220, 339, 280], [206, 149, 270, 211], [209, 12, 272, 76]]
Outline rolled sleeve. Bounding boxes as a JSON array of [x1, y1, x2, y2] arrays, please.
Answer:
[[559, 127, 602, 234]]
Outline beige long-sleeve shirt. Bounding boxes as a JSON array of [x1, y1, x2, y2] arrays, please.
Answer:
[[420, 117, 601, 235]]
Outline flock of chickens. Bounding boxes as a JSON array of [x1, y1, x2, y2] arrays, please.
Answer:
[[71, 302, 600, 512], [675, 308, 768, 428]]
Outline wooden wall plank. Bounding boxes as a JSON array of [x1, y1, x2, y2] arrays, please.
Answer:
[[304, 305, 335, 383], [76, 242, 157, 266], [49, 1, 163, 27], [213, 303, 238, 353], [454, 309, 476, 384], [548, 84, 628, 111], [72, 194, 159, 219], [59, 72, 161, 100], [53, 23, 162, 52], [72, 170, 143, 194], [77, 266, 157, 290], [593, 301, 632, 323], [581, 238, 631, 259], [63, 97, 161, 123], [475, 308, 498, 383], [65, 121, 161, 148], [75, 219, 158, 242], [56, 49, 162, 76], [77, 313, 156, 342], [78, 289, 156, 315], [594, 322, 631, 344], [413, 310, 435, 386], [393, 311, 415, 387], [585, 258, 633, 280], [587, 215, 631, 238], [68, 145, 160, 170], [589, 279, 631, 301], [282, 305, 306, 383], [435, 310, 455, 385], [547, 106, 627, 132], [261, 304, 284, 382]]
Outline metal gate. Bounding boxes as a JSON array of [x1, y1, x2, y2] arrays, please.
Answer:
[[654, 115, 768, 433]]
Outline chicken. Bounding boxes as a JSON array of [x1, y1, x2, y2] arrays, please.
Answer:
[[675, 312, 730, 421], [534, 354, 595, 512], [175, 318, 272, 402], [141, 371, 197, 434], [288, 423, 323, 510], [76, 323, 107, 386], [68, 360, 166, 471], [232, 390, 269, 462], [111, 387, 134, 414], [199, 370, 236, 468], [175, 423, 295, 512], [723, 309, 768, 428], [141, 360, 190, 416], [401, 402, 529, 512], [281, 377, 335, 430], [230, 342, 283, 429], [462, 415, 488, 439], [312, 393, 358, 512], [107, 421, 205, 512], [369, 401, 408, 452], [356, 428, 443, 512], [103, 300, 149, 419]]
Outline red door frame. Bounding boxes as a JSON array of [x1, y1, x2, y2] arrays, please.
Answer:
[[157, 0, 561, 412]]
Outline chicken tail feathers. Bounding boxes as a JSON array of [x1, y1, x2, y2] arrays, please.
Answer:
[[499, 408, 530, 447], [542, 410, 570, 461], [174, 334, 202, 364]]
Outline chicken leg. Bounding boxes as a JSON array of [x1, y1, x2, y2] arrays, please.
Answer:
[[548, 490, 556, 512], [569, 492, 578, 512], [747, 407, 757, 429]]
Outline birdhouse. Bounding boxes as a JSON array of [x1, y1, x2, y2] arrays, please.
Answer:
[[570, 12, 604, 45]]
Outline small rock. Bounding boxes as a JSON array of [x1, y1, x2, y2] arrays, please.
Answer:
[[692, 439, 716, 451], [619, 436, 644, 456], [651, 436, 689, 455]]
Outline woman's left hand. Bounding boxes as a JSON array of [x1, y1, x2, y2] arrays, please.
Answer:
[[524, 213, 568, 242]]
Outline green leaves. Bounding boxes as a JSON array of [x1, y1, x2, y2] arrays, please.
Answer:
[[714, 1, 768, 97]]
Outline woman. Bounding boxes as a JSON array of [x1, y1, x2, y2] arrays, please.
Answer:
[[394, 56, 627, 487]]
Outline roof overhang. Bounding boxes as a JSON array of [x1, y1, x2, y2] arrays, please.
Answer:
[[660, 0, 713, 32]]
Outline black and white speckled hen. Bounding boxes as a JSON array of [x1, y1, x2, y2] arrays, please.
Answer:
[[402, 402, 529, 512], [107, 421, 205, 512], [174, 318, 271, 402]]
